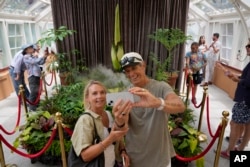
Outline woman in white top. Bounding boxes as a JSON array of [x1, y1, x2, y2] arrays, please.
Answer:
[[198, 35, 208, 54], [70, 80, 131, 167], [198, 35, 208, 86]]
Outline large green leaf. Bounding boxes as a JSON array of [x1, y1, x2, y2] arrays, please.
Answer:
[[196, 157, 205, 167], [189, 136, 198, 153]]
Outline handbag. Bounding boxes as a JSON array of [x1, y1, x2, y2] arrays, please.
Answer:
[[68, 112, 105, 167]]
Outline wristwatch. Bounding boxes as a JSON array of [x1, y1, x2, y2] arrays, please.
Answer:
[[157, 98, 165, 110]]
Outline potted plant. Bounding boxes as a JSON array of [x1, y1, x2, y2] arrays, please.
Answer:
[[38, 26, 87, 85], [169, 107, 204, 167], [148, 28, 192, 88], [13, 110, 72, 165]]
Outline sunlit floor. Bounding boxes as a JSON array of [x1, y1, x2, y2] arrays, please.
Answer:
[[0, 73, 249, 167]]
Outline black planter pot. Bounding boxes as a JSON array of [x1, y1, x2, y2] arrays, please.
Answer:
[[171, 157, 189, 167]]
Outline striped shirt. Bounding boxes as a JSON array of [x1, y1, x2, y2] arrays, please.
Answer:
[[23, 54, 46, 78]]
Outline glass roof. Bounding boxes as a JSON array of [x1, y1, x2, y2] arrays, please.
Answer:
[[189, 0, 250, 22], [0, 0, 50, 18], [0, 0, 249, 23]]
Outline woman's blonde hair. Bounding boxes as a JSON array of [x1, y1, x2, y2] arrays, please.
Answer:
[[83, 80, 107, 110]]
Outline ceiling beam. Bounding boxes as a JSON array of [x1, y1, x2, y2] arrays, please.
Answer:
[[237, 0, 250, 11], [27, 1, 42, 13], [38, 0, 50, 5], [189, 3, 210, 22], [34, 6, 51, 22], [0, 0, 6, 10], [202, 1, 221, 13], [0, 13, 34, 21]]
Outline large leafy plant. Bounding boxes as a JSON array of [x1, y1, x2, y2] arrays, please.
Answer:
[[38, 26, 87, 85], [169, 107, 204, 166], [148, 28, 192, 72], [13, 111, 72, 164]]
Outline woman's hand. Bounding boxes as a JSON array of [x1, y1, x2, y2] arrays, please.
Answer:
[[108, 125, 128, 142], [112, 99, 132, 129]]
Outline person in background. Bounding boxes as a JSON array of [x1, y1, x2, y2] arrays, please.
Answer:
[[185, 42, 207, 104], [119, 52, 185, 167], [198, 35, 208, 85], [69, 80, 131, 167], [203, 33, 221, 86], [23, 45, 48, 111], [9, 44, 35, 98], [217, 40, 250, 159], [198, 35, 208, 54]]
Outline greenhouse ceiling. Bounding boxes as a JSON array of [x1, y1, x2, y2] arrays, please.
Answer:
[[0, 0, 249, 24], [0, 0, 51, 22]]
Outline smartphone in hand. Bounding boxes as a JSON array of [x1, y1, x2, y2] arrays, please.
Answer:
[[106, 92, 140, 106]]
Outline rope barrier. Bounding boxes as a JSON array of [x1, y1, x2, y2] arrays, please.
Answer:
[[62, 126, 73, 136], [0, 128, 57, 159], [190, 80, 202, 108], [0, 95, 22, 135], [206, 96, 216, 138], [44, 71, 54, 86], [175, 124, 222, 162]]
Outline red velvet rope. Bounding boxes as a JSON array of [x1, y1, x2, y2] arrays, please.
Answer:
[[44, 71, 54, 86], [206, 96, 215, 137], [190, 80, 202, 108], [63, 126, 73, 136], [25, 79, 43, 105], [0, 95, 22, 135], [175, 124, 222, 162], [0, 128, 57, 158]]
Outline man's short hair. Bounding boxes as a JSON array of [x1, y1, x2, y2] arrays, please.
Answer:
[[213, 33, 219, 38]]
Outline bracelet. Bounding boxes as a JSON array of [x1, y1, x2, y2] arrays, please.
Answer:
[[115, 121, 125, 128], [99, 142, 106, 151], [120, 148, 127, 155], [157, 98, 165, 110]]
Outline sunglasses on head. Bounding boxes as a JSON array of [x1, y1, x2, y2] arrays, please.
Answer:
[[120, 56, 142, 66], [246, 45, 250, 48]]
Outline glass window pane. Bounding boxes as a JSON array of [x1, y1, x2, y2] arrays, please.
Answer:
[[221, 24, 226, 35], [9, 37, 15, 48], [226, 48, 231, 60], [227, 23, 233, 35], [221, 48, 226, 59], [16, 24, 21, 35], [227, 36, 233, 48], [11, 49, 16, 58], [8, 24, 15, 36], [222, 36, 226, 47], [16, 37, 23, 47], [31, 23, 37, 42], [24, 23, 32, 43]]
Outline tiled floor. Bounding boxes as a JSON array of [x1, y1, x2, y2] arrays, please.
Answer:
[[0, 74, 248, 167]]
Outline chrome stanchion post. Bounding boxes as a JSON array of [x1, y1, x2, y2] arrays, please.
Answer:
[[19, 85, 29, 118], [214, 111, 229, 167], [55, 112, 67, 167], [42, 71, 48, 100]]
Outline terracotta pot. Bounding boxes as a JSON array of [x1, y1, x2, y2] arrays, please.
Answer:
[[167, 72, 178, 89]]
